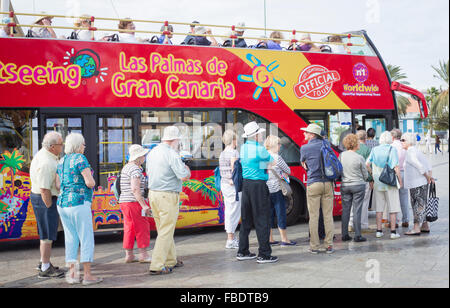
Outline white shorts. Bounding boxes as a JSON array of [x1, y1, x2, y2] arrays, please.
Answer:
[[373, 188, 401, 214]]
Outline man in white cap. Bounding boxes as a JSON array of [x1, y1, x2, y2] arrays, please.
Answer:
[[193, 26, 218, 46], [146, 126, 190, 275], [300, 124, 335, 254], [30, 13, 56, 38], [237, 121, 278, 264]]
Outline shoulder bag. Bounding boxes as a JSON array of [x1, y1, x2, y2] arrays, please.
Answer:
[[270, 169, 292, 197], [426, 182, 439, 222], [379, 146, 397, 187]]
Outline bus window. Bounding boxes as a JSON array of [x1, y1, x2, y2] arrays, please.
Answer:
[[140, 110, 223, 168], [98, 116, 133, 189], [355, 114, 387, 141], [343, 34, 376, 56], [0, 110, 38, 173], [45, 117, 82, 140], [225, 109, 300, 164]]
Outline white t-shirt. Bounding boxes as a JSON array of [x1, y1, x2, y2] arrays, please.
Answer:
[[118, 33, 137, 43]]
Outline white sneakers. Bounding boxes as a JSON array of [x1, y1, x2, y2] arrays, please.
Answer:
[[376, 231, 400, 239], [225, 238, 239, 249]]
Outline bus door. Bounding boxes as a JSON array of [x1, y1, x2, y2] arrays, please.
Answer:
[[39, 109, 138, 191], [354, 112, 394, 140]]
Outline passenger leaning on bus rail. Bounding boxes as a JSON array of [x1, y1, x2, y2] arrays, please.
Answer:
[[181, 20, 199, 45], [1, 17, 16, 37], [119, 144, 152, 264], [29, 131, 65, 279], [194, 26, 219, 46], [299, 33, 320, 52], [159, 24, 174, 44], [72, 14, 94, 41], [117, 18, 137, 43], [267, 31, 283, 50], [55, 133, 103, 285], [329, 35, 351, 54], [146, 126, 191, 275], [30, 13, 57, 38]]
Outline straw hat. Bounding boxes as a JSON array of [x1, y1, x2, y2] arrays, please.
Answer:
[[236, 21, 245, 32], [128, 144, 149, 162], [300, 124, 322, 136], [242, 121, 265, 138], [162, 126, 182, 141], [34, 12, 54, 24], [74, 14, 91, 27]]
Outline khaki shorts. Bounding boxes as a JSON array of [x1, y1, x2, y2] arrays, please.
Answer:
[[373, 188, 401, 213]]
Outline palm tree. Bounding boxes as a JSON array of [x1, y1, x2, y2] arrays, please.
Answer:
[[0, 149, 25, 196], [387, 64, 411, 116], [430, 60, 449, 119]]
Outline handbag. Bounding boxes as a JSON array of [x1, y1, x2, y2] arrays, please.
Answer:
[[379, 146, 397, 187], [426, 182, 439, 222], [270, 169, 292, 197]]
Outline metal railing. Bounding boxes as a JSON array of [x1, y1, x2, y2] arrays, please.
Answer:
[[0, 11, 367, 51]]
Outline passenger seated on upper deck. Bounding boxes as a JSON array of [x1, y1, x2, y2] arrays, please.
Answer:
[[299, 33, 320, 52], [117, 18, 137, 43], [329, 35, 350, 54], [159, 24, 174, 44], [267, 31, 283, 50], [182, 21, 199, 45], [1, 17, 16, 37], [222, 21, 247, 48], [193, 26, 219, 46], [30, 13, 57, 38], [72, 15, 94, 40]]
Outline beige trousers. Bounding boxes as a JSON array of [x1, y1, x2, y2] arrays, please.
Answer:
[[149, 190, 180, 271], [307, 182, 335, 250]]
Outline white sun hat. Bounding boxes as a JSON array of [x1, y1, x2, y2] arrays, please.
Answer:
[[128, 144, 149, 162], [242, 121, 265, 138], [300, 124, 322, 136], [162, 126, 182, 141]]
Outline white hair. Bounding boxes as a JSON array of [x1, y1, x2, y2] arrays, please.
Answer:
[[222, 130, 236, 146], [401, 132, 416, 146], [42, 131, 62, 150], [379, 131, 393, 145], [64, 133, 85, 154]]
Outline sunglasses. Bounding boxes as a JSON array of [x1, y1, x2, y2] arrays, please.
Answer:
[[400, 139, 406, 142]]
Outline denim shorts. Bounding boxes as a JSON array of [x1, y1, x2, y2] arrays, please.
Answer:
[[30, 193, 59, 241], [270, 190, 287, 230]]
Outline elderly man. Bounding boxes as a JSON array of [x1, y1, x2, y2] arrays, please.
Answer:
[[146, 126, 191, 275], [237, 121, 277, 264], [30, 131, 65, 278], [182, 20, 199, 45], [300, 124, 335, 254]]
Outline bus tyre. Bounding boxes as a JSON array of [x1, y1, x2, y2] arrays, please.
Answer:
[[285, 182, 306, 226]]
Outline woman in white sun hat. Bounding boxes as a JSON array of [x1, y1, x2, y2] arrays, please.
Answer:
[[30, 13, 56, 38], [119, 144, 151, 263]]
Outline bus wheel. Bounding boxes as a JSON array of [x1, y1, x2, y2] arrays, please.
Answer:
[[286, 182, 306, 226]]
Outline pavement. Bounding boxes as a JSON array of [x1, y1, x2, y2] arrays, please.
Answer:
[[0, 151, 448, 288]]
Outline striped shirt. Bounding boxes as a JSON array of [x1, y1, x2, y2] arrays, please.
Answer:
[[219, 148, 239, 180], [266, 153, 291, 193], [118, 163, 146, 203]]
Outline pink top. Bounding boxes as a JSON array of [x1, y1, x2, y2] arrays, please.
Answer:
[[392, 140, 406, 171]]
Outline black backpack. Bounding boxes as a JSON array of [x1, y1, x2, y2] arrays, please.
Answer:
[[67, 31, 79, 40]]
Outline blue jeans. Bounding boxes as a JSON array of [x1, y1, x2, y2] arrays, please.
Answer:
[[270, 190, 287, 230], [57, 202, 95, 264]]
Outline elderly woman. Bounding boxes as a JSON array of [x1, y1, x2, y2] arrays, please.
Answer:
[[264, 135, 295, 246], [267, 31, 283, 50], [117, 18, 137, 43], [219, 130, 241, 249], [119, 144, 151, 262], [401, 133, 434, 235], [366, 131, 402, 240], [339, 134, 369, 242], [30, 13, 57, 38], [73, 15, 94, 41], [56, 133, 102, 285]]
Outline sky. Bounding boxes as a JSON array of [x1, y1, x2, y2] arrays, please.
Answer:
[[7, 0, 450, 92]]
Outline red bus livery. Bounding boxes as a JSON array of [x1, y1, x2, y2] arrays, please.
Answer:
[[0, 13, 428, 242]]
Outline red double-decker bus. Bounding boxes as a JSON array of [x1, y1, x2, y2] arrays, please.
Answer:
[[0, 12, 428, 242]]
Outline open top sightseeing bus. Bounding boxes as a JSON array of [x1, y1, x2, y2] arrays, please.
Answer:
[[0, 11, 428, 242]]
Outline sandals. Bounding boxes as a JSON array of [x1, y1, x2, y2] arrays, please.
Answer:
[[405, 231, 421, 236], [149, 266, 173, 275], [125, 256, 139, 263]]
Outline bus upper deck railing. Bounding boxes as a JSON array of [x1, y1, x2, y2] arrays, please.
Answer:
[[0, 11, 367, 51]]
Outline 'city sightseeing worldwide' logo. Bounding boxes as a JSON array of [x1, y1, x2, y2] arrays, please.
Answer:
[[353, 62, 369, 83], [293, 65, 340, 100], [63, 48, 108, 83]]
